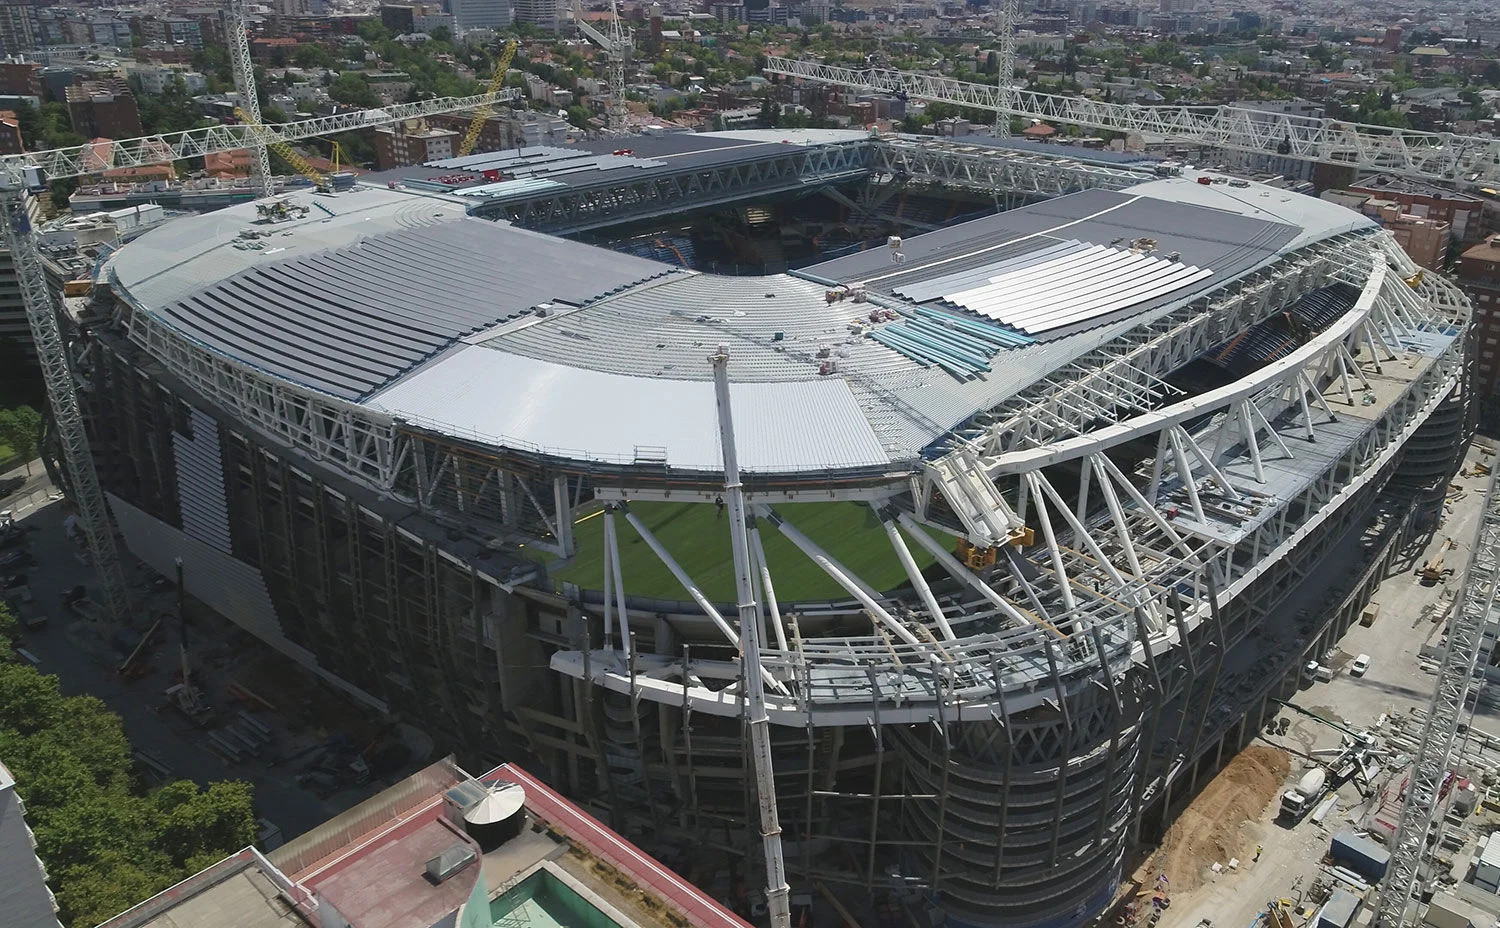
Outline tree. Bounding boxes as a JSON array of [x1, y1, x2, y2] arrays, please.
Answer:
[[758, 94, 779, 128], [0, 405, 41, 469], [0, 615, 259, 928], [293, 43, 334, 69], [328, 72, 381, 107]]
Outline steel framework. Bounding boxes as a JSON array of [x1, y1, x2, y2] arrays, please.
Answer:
[[1378, 468, 1500, 925], [874, 136, 1151, 197], [468, 139, 871, 232], [226, 0, 272, 197], [763, 57, 1500, 186]]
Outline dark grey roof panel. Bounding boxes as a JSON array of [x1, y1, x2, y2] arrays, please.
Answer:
[[152, 217, 673, 400]]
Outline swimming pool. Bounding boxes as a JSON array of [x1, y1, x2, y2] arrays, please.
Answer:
[[489, 868, 627, 928]]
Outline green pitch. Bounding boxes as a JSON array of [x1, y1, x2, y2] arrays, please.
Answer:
[[550, 500, 955, 603]]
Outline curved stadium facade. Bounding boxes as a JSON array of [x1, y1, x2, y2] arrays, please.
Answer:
[[76, 130, 1474, 928]]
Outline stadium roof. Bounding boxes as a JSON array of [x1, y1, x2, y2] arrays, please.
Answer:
[[107, 145, 1378, 475]]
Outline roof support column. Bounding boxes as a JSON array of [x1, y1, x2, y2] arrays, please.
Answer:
[[883, 518, 957, 641], [603, 506, 631, 660], [620, 506, 744, 652]]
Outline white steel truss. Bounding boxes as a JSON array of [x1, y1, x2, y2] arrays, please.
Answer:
[[226, 0, 271, 197], [874, 136, 1151, 197], [764, 57, 1500, 186], [0, 90, 517, 182], [1379, 470, 1500, 926]]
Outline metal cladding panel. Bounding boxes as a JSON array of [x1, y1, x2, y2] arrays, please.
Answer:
[[173, 407, 232, 555], [109, 493, 308, 664], [803, 186, 1300, 309], [366, 347, 892, 472], [149, 219, 673, 400]]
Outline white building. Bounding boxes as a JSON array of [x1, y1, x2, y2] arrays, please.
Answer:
[[0, 760, 61, 928]]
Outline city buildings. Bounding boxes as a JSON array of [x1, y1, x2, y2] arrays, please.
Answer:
[[0, 760, 61, 928]]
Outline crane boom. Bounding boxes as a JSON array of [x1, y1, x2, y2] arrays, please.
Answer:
[[235, 108, 328, 189], [2, 91, 515, 183], [763, 56, 1500, 186], [459, 39, 519, 158]]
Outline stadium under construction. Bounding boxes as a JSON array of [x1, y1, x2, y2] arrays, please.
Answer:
[[72, 128, 1475, 928]]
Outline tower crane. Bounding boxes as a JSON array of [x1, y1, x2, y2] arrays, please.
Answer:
[[0, 91, 513, 624], [235, 107, 328, 190], [992, 0, 1016, 138], [226, 0, 272, 197], [762, 56, 1500, 187], [459, 38, 519, 158], [1379, 470, 1500, 926], [574, 0, 631, 133]]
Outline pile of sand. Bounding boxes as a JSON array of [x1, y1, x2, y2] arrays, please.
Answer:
[[1149, 745, 1291, 893]]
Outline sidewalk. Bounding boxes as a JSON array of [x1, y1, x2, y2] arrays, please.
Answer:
[[0, 457, 62, 520]]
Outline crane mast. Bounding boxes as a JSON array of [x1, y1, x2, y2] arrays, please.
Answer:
[[0, 185, 130, 623], [575, 0, 631, 133], [711, 347, 792, 928], [1378, 469, 1500, 926], [226, 0, 272, 197], [459, 39, 519, 158], [992, 0, 1016, 138]]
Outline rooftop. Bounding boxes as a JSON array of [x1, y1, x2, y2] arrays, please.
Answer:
[[107, 146, 1375, 476], [96, 759, 744, 928]]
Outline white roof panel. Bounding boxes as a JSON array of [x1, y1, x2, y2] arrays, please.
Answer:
[[367, 347, 893, 472]]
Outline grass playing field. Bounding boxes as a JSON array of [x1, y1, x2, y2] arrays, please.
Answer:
[[550, 499, 954, 603]]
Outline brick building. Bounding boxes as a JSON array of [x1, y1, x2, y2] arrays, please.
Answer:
[[1348, 175, 1486, 242], [373, 118, 459, 169], [1459, 234, 1500, 402], [65, 79, 143, 140], [0, 59, 39, 99], [0, 109, 22, 154]]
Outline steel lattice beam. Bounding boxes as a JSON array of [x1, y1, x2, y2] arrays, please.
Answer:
[[764, 57, 1500, 186], [875, 137, 1150, 196], [0, 90, 517, 184], [1379, 469, 1500, 925]]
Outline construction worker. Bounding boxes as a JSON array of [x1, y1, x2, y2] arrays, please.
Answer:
[[1254, 844, 1263, 862]]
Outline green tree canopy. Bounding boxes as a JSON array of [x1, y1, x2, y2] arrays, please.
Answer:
[[0, 612, 258, 928]]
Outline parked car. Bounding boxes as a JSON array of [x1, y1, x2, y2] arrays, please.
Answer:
[[1351, 654, 1371, 677]]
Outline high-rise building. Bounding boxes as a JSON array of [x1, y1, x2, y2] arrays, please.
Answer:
[[1460, 234, 1500, 406], [0, 2, 36, 57], [513, 0, 559, 32], [0, 760, 62, 928], [449, 0, 511, 30]]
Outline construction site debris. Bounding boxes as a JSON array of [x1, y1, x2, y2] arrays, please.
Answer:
[[1149, 745, 1290, 893]]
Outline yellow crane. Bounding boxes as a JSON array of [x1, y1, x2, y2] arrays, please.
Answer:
[[459, 38, 518, 158], [234, 107, 328, 190]]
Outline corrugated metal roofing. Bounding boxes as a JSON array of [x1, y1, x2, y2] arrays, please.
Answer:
[[366, 346, 893, 472], [150, 218, 673, 400]]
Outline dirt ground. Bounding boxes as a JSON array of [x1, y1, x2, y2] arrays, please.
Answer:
[[1146, 745, 1291, 893]]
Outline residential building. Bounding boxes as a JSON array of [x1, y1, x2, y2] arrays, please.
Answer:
[[450, 0, 511, 30], [95, 758, 747, 928], [0, 1, 36, 57], [1379, 211, 1451, 271], [380, 3, 416, 34], [141, 16, 204, 49], [0, 109, 21, 155], [427, 110, 570, 152], [65, 79, 144, 140], [129, 64, 208, 96], [1348, 175, 1486, 242], [374, 117, 460, 168], [0, 760, 61, 928], [1459, 235, 1500, 402], [0, 58, 37, 98]]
